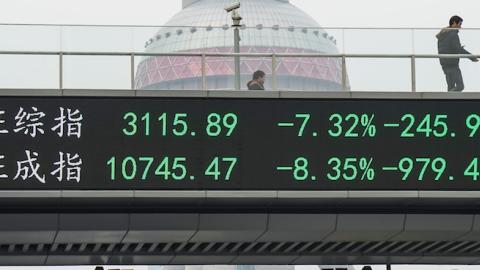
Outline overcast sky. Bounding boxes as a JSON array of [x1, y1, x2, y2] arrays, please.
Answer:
[[0, 0, 480, 28]]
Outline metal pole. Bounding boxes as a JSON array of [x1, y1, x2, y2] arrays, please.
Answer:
[[411, 55, 416, 92], [411, 28, 415, 54], [201, 53, 207, 90], [341, 55, 347, 91], [130, 53, 135, 90], [272, 54, 277, 91], [59, 52, 63, 92], [234, 26, 241, 91]]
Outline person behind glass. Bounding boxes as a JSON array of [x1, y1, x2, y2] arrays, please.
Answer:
[[247, 70, 266, 90], [436, 15, 478, 92]]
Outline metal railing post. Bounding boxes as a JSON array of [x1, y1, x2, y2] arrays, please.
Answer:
[[411, 55, 416, 92], [234, 27, 241, 91], [59, 52, 63, 92], [272, 54, 277, 91], [6, 48, 480, 93], [130, 53, 135, 91], [201, 53, 207, 90], [341, 55, 347, 91], [411, 28, 416, 54]]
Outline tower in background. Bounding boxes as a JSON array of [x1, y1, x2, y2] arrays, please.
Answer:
[[135, 0, 345, 91]]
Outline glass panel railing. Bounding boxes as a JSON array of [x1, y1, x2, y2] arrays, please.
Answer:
[[63, 55, 132, 90], [0, 54, 59, 89], [412, 29, 439, 55], [415, 58, 447, 92], [1, 24, 480, 92], [0, 25, 61, 52], [346, 57, 412, 92], [2, 25, 480, 55], [61, 26, 135, 53], [415, 57, 480, 92], [342, 28, 414, 54]]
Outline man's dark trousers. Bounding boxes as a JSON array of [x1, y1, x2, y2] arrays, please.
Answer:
[[442, 65, 464, 92]]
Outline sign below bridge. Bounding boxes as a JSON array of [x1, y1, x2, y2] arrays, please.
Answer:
[[0, 96, 479, 191]]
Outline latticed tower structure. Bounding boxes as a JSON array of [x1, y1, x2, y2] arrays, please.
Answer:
[[135, 0, 346, 91]]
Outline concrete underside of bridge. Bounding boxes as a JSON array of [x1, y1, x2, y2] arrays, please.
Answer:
[[0, 194, 480, 266], [1, 90, 480, 265]]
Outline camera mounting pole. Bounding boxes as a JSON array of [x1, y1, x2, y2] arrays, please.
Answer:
[[225, 3, 242, 90]]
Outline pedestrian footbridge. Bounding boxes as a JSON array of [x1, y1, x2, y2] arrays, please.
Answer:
[[0, 90, 479, 266]]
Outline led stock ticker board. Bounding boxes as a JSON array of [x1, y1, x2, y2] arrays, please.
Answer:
[[1, 96, 480, 190]]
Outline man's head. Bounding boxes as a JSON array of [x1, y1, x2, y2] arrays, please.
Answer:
[[253, 70, 266, 84], [450, 15, 463, 28]]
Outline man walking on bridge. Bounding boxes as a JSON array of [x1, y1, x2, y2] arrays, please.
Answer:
[[437, 15, 478, 92]]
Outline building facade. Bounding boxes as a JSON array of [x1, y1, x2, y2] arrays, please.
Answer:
[[135, 0, 345, 91]]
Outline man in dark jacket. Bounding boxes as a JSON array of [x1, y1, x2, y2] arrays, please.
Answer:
[[437, 15, 478, 92], [247, 70, 266, 90]]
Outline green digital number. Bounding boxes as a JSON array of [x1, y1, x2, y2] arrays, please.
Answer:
[[152, 157, 188, 181], [205, 157, 238, 181], [416, 115, 432, 137], [157, 113, 190, 137], [295, 114, 310, 137], [344, 114, 359, 138], [206, 113, 222, 136], [107, 156, 116, 180], [108, 156, 188, 181], [122, 156, 137, 181], [433, 115, 448, 137], [327, 157, 342, 181], [432, 158, 447, 181], [398, 157, 447, 181], [155, 157, 172, 180], [400, 114, 415, 138], [123, 112, 138, 136], [123, 113, 152, 136], [173, 113, 188, 136], [293, 157, 309, 181], [158, 113, 167, 136], [206, 113, 238, 137], [139, 157, 154, 180], [327, 157, 361, 181], [327, 114, 361, 138], [466, 114, 480, 138], [416, 158, 431, 180], [205, 158, 220, 180], [172, 157, 187, 180], [141, 113, 150, 136], [465, 158, 480, 181], [343, 157, 358, 181], [401, 114, 449, 138], [328, 114, 343, 137], [398, 157, 414, 180], [223, 158, 237, 180]]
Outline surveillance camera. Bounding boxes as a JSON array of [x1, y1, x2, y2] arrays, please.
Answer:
[[224, 2, 240, 12], [232, 12, 242, 21]]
